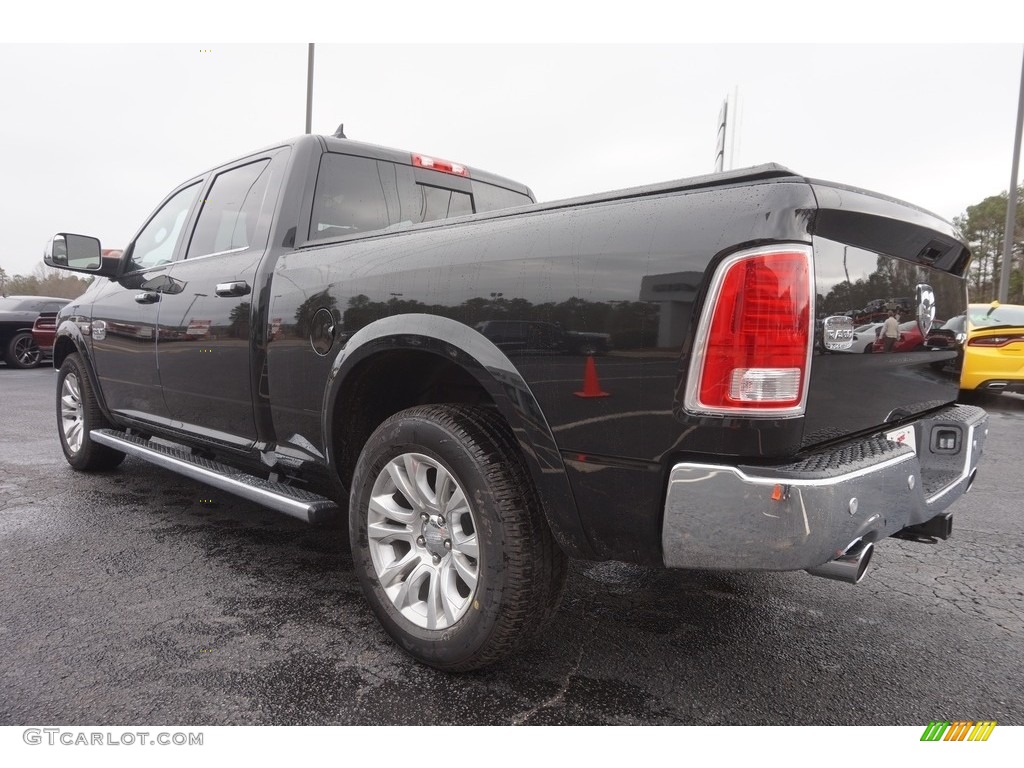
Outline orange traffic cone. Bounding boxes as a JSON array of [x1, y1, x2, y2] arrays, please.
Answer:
[[574, 355, 610, 398]]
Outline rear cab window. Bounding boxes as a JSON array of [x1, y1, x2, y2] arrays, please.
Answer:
[[415, 185, 474, 223], [307, 150, 533, 244]]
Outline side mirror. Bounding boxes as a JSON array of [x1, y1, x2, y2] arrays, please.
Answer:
[[44, 233, 119, 277]]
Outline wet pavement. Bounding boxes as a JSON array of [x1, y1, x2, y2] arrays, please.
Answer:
[[1, 365, 1022, 725]]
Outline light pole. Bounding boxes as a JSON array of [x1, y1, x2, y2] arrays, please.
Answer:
[[998, 47, 1024, 303], [180, 292, 208, 329], [305, 44, 315, 135]]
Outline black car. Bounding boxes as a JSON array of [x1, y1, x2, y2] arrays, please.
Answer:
[[0, 295, 72, 368]]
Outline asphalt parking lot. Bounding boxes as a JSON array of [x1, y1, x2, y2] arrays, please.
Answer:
[[1, 365, 1022, 726]]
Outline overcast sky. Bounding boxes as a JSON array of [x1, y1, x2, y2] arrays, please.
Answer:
[[1, 42, 1022, 278]]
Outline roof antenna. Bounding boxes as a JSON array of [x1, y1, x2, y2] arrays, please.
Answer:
[[333, 123, 346, 139]]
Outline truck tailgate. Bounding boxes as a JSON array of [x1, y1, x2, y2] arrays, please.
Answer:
[[802, 182, 971, 450]]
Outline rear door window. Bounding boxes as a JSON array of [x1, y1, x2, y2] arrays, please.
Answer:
[[309, 154, 395, 240], [187, 159, 273, 259]]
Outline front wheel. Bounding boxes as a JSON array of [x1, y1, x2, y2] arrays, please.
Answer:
[[6, 331, 41, 369], [349, 404, 567, 671], [56, 354, 126, 471]]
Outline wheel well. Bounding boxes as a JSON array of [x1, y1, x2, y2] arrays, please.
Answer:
[[53, 337, 77, 368], [332, 350, 498, 491]]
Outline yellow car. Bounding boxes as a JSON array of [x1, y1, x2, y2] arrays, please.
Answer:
[[960, 302, 1024, 393]]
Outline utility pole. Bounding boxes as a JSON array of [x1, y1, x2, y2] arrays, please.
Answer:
[[998, 47, 1024, 303], [305, 43, 315, 135]]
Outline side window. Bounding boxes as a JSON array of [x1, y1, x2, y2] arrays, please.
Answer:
[[309, 154, 393, 240], [187, 160, 272, 259], [129, 182, 202, 271]]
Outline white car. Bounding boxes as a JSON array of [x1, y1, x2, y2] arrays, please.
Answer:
[[838, 322, 883, 353]]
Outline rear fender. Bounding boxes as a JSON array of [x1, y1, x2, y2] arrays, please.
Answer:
[[322, 313, 594, 558]]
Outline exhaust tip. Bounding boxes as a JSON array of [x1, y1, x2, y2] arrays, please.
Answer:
[[986, 381, 1007, 390], [853, 541, 874, 582], [806, 539, 874, 584]]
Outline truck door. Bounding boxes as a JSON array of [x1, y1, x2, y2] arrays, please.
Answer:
[[156, 150, 287, 448], [89, 181, 202, 423]]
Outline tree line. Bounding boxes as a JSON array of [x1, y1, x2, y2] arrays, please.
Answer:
[[956, 184, 1024, 303], [0, 263, 93, 299], [290, 292, 661, 350]]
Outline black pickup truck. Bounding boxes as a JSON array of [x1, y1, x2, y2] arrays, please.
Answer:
[[44, 132, 987, 671]]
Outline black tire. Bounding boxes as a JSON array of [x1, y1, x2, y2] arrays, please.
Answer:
[[56, 354, 126, 471], [349, 404, 567, 671], [6, 330, 41, 369]]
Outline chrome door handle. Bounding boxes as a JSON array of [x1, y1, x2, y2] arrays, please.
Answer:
[[215, 281, 251, 297], [134, 292, 160, 304]]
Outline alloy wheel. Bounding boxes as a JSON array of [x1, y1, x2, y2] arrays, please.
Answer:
[[14, 336, 40, 367], [367, 452, 480, 630], [60, 372, 85, 453]]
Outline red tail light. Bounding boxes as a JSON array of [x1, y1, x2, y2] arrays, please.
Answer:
[[412, 153, 469, 177], [685, 245, 813, 416], [968, 334, 1024, 347]]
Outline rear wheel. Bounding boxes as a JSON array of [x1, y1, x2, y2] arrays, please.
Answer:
[[349, 404, 567, 671], [56, 354, 126, 471], [6, 331, 41, 369]]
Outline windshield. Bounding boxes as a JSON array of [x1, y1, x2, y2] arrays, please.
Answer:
[[969, 304, 1024, 329]]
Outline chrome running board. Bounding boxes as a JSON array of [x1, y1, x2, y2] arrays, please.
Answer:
[[90, 429, 339, 524]]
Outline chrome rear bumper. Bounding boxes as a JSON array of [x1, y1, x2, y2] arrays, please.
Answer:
[[661, 404, 987, 572]]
